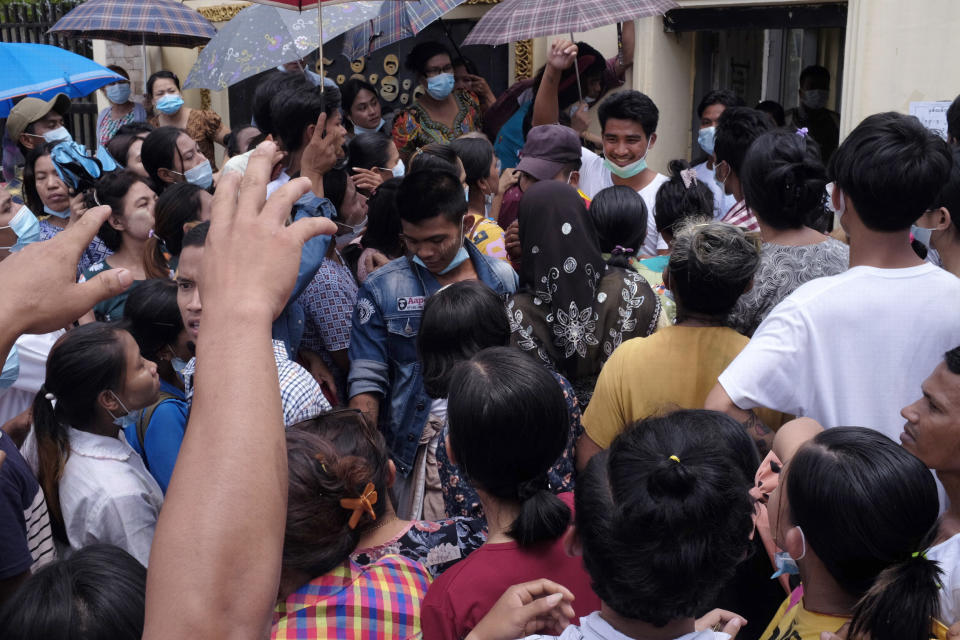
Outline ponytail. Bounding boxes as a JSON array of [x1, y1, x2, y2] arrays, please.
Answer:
[[32, 386, 71, 543], [849, 541, 943, 640], [507, 473, 570, 547], [143, 234, 170, 280]]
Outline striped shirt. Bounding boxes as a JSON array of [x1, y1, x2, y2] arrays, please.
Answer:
[[0, 431, 55, 579], [720, 200, 760, 232], [272, 554, 431, 639]]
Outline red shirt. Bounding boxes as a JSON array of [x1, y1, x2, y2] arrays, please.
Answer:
[[420, 492, 600, 640]]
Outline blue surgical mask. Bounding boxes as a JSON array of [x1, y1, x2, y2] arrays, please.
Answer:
[[354, 118, 385, 136], [0, 346, 19, 390], [335, 216, 367, 249], [426, 73, 455, 100], [770, 528, 806, 579], [698, 125, 716, 155], [0, 205, 41, 252], [912, 224, 935, 249], [464, 185, 470, 202], [156, 94, 184, 115], [714, 162, 729, 193], [43, 126, 72, 145], [106, 83, 131, 105], [603, 140, 650, 180], [171, 357, 188, 374], [391, 158, 406, 178], [107, 390, 138, 429], [43, 204, 70, 219], [180, 160, 213, 190], [412, 218, 469, 275]]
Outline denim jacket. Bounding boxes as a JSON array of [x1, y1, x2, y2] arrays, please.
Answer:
[[348, 241, 518, 476], [272, 192, 336, 358]]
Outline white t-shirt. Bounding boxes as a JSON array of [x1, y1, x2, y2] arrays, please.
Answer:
[[578, 148, 669, 256], [693, 160, 737, 220], [718, 263, 960, 443], [0, 331, 63, 426], [523, 612, 731, 640], [928, 531, 960, 625]]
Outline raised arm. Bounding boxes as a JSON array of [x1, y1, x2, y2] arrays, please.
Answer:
[[531, 39, 578, 128], [142, 141, 337, 640]]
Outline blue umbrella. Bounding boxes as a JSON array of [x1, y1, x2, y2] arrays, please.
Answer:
[[0, 43, 125, 118]]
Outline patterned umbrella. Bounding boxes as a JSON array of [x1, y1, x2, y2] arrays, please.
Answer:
[[184, 3, 383, 90], [462, 0, 678, 46], [49, 0, 217, 48], [0, 43, 125, 117], [341, 0, 467, 61]]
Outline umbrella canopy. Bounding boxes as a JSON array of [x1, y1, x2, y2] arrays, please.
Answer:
[[0, 42, 125, 117], [462, 0, 678, 46], [184, 2, 383, 90], [49, 0, 217, 48], [342, 0, 466, 61]]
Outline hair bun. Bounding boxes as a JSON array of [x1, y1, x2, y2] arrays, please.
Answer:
[[647, 456, 697, 501]]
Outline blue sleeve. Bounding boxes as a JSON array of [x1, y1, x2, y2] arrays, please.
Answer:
[[143, 399, 189, 494], [347, 285, 389, 399], [289, 192, 336, 302], [0, 437, 32, 579]]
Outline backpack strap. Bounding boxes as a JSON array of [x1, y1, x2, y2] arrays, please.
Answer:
[[135, 390, 178, 471]]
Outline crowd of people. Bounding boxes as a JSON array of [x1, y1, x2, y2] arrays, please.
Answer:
[[0, 30, 960, 640]]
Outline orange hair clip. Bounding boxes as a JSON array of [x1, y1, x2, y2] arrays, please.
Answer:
[[340, 482, 378, 529]]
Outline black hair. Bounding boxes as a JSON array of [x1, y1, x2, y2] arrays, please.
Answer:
[[948, 95, 960, 144], [667, 221, 760, 317], [408, 142, 461, 176], [22, 142, 59, 217], [417, 281, 510, 398], [741, 129, 828, 230], [122, 278, 184, 363], [225, 123, 259, 157], [348, 133, 393, 171], [755, 100, 786, 127], [929, 146, 960, 231], [141, 126, 187, 193], [397, 168, 467, 225], [787, 427, 940, 640], [696, 89, 744, 119], [799, 64, 830, 89], [146, 182, 205, 278], [182, 220, 210, 250], [322, 168, 349, 213], [252, 71, 302, 138], [447, 347, 570, 547], [0, 544, 146, 640], [714, 106, 774, 176], [106, 133, 138, 169], [654, 160, 715, 240], [598, 90, 659, 137], [271, 78, 342, 154], [828, 112, 953, 232], [33, 324, 128, 539], [84, 170, 152, 252], [341, 78, 380, 115], [450, 136, 495, 190], [106, 64, 130, 80], [361, 177, 403, 258], [146, 70, 180, 98], [116, 122, 155, 137], [576, 410, 754, 626], [588, 185, 647, 268], [946, 346, 960, 375], [405, 41, 452, 75]]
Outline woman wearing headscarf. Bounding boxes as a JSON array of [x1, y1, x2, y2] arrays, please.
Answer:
[[507, 181, 660, 407]]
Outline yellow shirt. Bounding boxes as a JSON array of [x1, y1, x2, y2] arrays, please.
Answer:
[[582, 325, 785, 448], [761, 595, 849, 640]]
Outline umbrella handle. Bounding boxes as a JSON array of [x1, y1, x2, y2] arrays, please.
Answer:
[[317, 3, 324, 95], [571, 32, 583, 104]]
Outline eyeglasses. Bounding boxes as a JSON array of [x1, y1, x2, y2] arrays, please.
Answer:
[[424, 64, 454, 78]]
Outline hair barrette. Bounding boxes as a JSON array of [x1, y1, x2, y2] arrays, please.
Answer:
[[680, 167, 698, 189], [669, 455, 681, 464], [612, 245, 634, 255], [796, 127, 809, 138]]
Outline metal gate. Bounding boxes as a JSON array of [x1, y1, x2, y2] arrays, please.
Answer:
[[0, 1, 98, 148]]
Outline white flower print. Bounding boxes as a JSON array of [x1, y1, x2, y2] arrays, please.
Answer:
[[552, 301, 599, 358]]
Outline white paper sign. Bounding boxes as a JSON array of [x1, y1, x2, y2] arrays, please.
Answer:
[[910, 101, 952, 140]]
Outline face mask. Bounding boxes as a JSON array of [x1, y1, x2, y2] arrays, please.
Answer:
[[353, 118, 385, 136], [0, 205, 41, 252], [714, 162, 729, 192], [106, 83, 131, 105], [0, 347, 19, 390], [390, 158, 406, 178], [171, 356, 188, 374], [412, 218, 469, 275], [464, 185, 470, 202], [770, 527, 806, 579], [426, 73, 455, 100], [43, 204, 70, 219], [106, 390, 137, 429], [43, 126, 72, 145], [181, 160, 213, 190], [826, 182, 845, 221], [603, 140, 650, 180], [698, 125, 716, 155], [335, 216, 367, 249], [156, 94, 185, 115], [801, 89, 829, 111], [912, 224, 935, 249]]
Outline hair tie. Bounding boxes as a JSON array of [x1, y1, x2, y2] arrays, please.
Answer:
[[44, 392, 56, 402], [912, 550, 927, 559], [612, 245, 634, 255], [680, 167, 698, 189], [669, 455, 680, 464], [796, 127, 809, 138], [340, 482, 378, 529]]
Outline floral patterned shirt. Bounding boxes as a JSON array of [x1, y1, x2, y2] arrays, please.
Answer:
[[351, 517, 486, 577], [392, 90, 483, 160]]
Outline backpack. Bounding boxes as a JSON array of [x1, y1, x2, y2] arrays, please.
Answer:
[[134, 390, 178, 471]]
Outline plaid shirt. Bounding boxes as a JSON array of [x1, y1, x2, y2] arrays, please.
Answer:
[[272, 554, 431, 640], [182, 340, 330, 428]]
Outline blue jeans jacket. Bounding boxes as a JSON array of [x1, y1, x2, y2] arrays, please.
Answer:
[[348, 241, 518, 476], [272, 192, 336, 358]]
